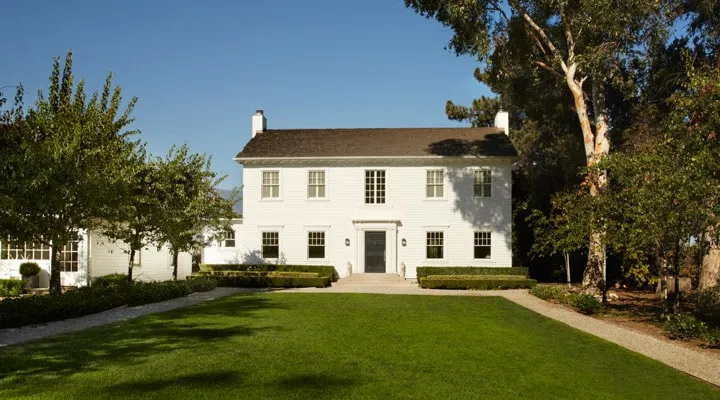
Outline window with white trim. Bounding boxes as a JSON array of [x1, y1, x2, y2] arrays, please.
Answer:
[[426, 169, 444, 198], [365, 170, 386, 204], [474, 231, 491, 259], [308, 170, 326, 198], [308, 232, 325, 259], [262, 232, 279, 258], [262, 171, 280, 198], [426, 232, 444, 259], [59, 241, 79, 272], [0, 239, 51, 260], [474, 169, 492, 197], [219, 229, 235, 248]]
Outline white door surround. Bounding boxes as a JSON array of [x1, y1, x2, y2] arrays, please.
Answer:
[[352, 220, 400, 274]]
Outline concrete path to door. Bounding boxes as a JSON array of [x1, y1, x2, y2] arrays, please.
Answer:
[[282, 274, 720, 387]]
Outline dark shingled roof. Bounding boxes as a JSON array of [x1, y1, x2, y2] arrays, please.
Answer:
[[235, 127, 518, 159]]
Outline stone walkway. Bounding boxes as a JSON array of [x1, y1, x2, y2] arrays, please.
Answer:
[[282, 274, 720, 387], [0, 287, 250, 347]]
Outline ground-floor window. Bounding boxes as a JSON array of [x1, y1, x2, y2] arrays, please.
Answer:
[[426, 232, 444, 259], [262, 232, 279, 258], [474, 231, 491, 259], [219, 229, 236, 248], [308, 232, 325, 259], [0, 240, 51, 260], [59, 241, 80, 272]]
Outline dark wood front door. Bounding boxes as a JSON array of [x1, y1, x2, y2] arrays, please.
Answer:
[[364, 231, 386, 273]]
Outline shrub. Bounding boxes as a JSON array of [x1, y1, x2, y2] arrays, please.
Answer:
[[692, 286, 720, 323], [92, 273, 130, 289], [199, 264, 338, 281], [185, 277, 217, 292], [419, 277, 536, 290], [0, 279, 25, 297], [197, 273, 330, 288], [566, 293, 602, 315], [19, 262, 41, 277], [530, 285, 564, 301], [664, 313, 707, 340], [701, 329, 720, 348], [126, 281, 191, 306], [416, 267, 529, 279], [0, 286, 127, 328]]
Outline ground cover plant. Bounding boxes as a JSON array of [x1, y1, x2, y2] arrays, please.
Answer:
[[0, 293, 717, 399]]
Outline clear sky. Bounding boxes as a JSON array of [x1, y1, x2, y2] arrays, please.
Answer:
[[1, 0, 493, 189]]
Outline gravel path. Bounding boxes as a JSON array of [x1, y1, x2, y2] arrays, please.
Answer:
[[281, 285, 720, 387], [0, 287, 251, 347]]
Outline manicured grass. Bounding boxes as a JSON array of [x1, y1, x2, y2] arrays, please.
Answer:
[[0, 294, 718, 399]]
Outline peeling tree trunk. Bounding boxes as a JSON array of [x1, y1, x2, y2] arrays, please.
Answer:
[[49, 242, 62, 295], [564, 252, 571, 288], [700, 244, 720, 290], [660, 257, 669, 319], [128, 248, 135, 282]]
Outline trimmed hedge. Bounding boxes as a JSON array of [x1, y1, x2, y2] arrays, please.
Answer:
[[197, 271, 321, 279], [0, 279, 218, 329], [419, 277, 536, 290], [0, 279, 26, 297], [192, 273, 330, 288], [199, 264, 338, 281], [416, 267, 528, 279], [92, 273, 130, 289]]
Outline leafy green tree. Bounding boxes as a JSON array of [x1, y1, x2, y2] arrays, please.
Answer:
[[405, 0, 674, 293], [0, 52, 139, 293], [153, 145, 237, 280]]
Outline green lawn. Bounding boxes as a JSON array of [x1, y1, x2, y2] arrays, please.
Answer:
[[0, 293, 718, 400]]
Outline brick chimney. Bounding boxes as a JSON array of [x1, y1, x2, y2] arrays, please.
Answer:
[[252, 110, 266, 138]]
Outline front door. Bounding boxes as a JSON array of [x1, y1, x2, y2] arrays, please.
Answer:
[[364, 231, 386, 273]]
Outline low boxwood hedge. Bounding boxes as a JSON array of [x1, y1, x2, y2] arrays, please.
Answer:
[[196, 271, 321, 279], [419, 277, 536, 290], [199, 264, 338, 281], [92, 273, 130, 289], [0, 279, 218, 329], [191, 273, 330, 288], [0, 279, 25, 297], [416, 267, 529, 279]]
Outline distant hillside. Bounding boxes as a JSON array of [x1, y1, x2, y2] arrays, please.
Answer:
[[218, 189, 242, 216]]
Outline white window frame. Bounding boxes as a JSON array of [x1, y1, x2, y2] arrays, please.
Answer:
[[0, 239, 51, 260], [307, 170, 326, 199], [219, 229, 236, 248], [261, 231, 280, 259], [365, 170, 386, 204], [426, 169, 444, 198], [59, 241, 80, 272], [307, 231, 326, 259], [426, 231, 444, 260], [474, 231, 492, 259], [473, 169, 492, 198], [261, 170, 280, 199]]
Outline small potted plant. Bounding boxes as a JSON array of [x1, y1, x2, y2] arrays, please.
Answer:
[[19, 262, 41, 290]]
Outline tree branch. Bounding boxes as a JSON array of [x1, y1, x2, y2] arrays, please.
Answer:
[[508, 0, 568, 72]]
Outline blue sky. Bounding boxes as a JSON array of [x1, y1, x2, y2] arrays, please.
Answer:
[[1, 0, 493, 189]]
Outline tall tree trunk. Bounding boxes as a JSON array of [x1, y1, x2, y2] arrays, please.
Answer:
[[566, 69, 610, 295], [564, 252, 571, 289], [128, 247, 135, 282], [660, 257, 669, 319], [49, 243, 62, 295], [673, 234, 682, 313], [700, 234, 720, 289], [172, 248, 179, 281]]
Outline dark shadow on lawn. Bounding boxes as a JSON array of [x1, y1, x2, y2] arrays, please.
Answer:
[[271, 373, 360, 398], [106, 371, 242, 396], [0, 294, 281, 393]]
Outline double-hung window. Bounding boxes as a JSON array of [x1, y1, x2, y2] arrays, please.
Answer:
[[473, 169, 492, 198], [219, 229, 236, 248], [262, 171, 280, 198], [474, 232, 491, 259], [308, 232, 325, 259], [59, 241, 79, 272], [262, 232, 279, 258], [426, 232, 444, 259], [426, 169, 444, 198], [365, 170, 386, 204], [308, 171, 326, 198]]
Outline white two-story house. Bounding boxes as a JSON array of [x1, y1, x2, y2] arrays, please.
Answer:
[[210, 110, 517, 280]]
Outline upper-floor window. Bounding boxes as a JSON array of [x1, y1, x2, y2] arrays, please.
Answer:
[[308, 231, 325, 259], [474, 231, 491, 259], [426, 169, 444, 198], [308, 170, 326, 198], [426, 232, 444, 259], [474, 169, 492, 198], [219, 229, 235, 248], [365, 170, 386, 204], [262, 232, 279, 258], [262, 171, 280, 198]]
